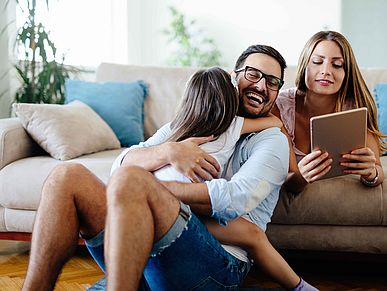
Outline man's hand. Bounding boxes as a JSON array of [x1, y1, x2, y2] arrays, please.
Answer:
[[166, 136, 221, 182]]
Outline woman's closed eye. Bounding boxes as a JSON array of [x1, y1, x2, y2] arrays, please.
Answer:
[[332, 62, 343, 69]]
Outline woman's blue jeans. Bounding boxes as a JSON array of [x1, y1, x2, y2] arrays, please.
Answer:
[[85, 203, 250, 290]]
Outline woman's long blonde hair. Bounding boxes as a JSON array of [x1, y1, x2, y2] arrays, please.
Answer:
[[295, 30, 386, 152]]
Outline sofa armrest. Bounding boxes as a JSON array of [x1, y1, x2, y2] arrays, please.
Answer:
[[0, 118, 43, 170]]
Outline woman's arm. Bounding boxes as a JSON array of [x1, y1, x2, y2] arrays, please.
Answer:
[[272, 104, 333, 193], [286, 131, 384, 192], [240, 113, 282, 135], [341, 132, 384, 187], [276, 127, 332, 193]]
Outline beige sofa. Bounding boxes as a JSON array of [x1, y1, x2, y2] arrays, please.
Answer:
[[1, 63, 387, 255]]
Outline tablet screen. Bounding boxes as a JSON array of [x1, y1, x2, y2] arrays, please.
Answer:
[[310, 107, 367, 180]]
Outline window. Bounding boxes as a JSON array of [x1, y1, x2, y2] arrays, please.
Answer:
[[15, 0, 128, 67]]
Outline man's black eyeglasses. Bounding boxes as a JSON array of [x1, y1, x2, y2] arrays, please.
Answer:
[[234, 66, 284, 91]]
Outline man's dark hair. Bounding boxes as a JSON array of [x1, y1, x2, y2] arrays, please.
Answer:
[[234, 44, 287, 79]]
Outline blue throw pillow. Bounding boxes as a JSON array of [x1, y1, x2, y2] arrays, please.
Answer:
[[65, 79, 148, 147], [374, 83, 387, 155]]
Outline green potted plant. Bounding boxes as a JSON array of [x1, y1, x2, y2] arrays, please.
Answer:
[[163, 6, 222, 67], [7, 0, 77, 104]]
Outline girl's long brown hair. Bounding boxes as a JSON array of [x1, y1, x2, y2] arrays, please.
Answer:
[[295, 30, 386, 152], [169, 67, 238, 142]]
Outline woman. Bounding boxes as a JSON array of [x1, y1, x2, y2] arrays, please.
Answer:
[[273, 30, 386, 193]]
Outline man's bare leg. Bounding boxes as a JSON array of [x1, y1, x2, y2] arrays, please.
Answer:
[[105, 166, 181, 291], [23, 163, 107, 291]]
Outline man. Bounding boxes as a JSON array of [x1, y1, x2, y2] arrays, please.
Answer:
[[22, 45, 289, 290]]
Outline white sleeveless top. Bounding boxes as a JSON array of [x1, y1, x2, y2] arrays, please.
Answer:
[[154, 116, 244, 182]]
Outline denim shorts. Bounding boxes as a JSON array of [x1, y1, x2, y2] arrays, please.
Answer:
[[85, 202, 250, 290]]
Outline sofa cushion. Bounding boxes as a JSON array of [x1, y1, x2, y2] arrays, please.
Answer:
[[0, 149, 123, 210], [271, 174, 386, 226], [13, 101, 120, 160], [65, 79, 148, 147]]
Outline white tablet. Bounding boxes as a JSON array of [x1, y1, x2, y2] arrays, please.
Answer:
[[310, 107, 367, 180]]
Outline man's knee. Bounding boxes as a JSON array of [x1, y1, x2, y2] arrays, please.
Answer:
[[42, 163, 92, 201], [110, 166, 155, 188], [46, 163, 89, 184], [107, 166, 157, 204]]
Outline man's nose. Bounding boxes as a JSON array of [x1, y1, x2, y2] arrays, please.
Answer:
[[254, 77, 267, 91]]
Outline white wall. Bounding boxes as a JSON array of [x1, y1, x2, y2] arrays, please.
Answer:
[[175, 0, 341, 67], [341, 0, 387, 68], [126, 0, 341, 67], [0, 1, 16, 118], [125, 0, 387, 70], [126, 0, 173, 66]]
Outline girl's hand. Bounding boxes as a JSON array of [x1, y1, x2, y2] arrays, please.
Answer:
[[298, 150, 333, 183], [167, 136, 221, 182], [341, 147, 377, 180]]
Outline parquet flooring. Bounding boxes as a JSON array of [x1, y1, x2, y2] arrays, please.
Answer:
[[0, 240, 104, 290], [1, 240, 387, 290]]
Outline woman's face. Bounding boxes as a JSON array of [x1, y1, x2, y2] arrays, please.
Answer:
[[305, 40, 345, 96]]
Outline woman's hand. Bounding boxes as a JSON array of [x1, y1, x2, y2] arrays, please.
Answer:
[[166, 136, 221, 182], [297, 150, 333, 183], [341, 147, 377, 180]]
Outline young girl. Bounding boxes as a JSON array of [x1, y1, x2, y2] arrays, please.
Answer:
[[153, 67, 317, 291]]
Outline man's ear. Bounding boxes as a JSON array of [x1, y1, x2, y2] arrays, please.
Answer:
[[231, 76, 237, 88], [230, 71, 237, 85], [230, 71, 239, 95]]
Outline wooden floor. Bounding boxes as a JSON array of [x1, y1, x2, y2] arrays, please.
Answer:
[[1, 240, 387, 290], [0, 240, 104, 290]]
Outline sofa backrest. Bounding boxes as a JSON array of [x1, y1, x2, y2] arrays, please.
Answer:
[[96, 63, 197, 138], [96, 63, 387, 138]]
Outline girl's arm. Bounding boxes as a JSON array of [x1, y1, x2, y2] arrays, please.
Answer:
[[240, 113, 282, 135]]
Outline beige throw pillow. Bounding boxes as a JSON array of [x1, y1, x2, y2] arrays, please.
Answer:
[[13, 100, 121, 160]]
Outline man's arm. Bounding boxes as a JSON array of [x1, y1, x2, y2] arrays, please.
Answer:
[[113, 123, 220, 181], [160, 181, 212, 216], [158, 128, 289, 224], [123, 137, 220, 182], [207, 128, 289, 224], [122, 142, 173, 171]]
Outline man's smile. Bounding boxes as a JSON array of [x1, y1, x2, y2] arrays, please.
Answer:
[[243, 88, 266, 105]]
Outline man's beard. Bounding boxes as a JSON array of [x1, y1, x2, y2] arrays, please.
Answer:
[[238, 102, 273, 118], [238, 88, 275, 118]]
